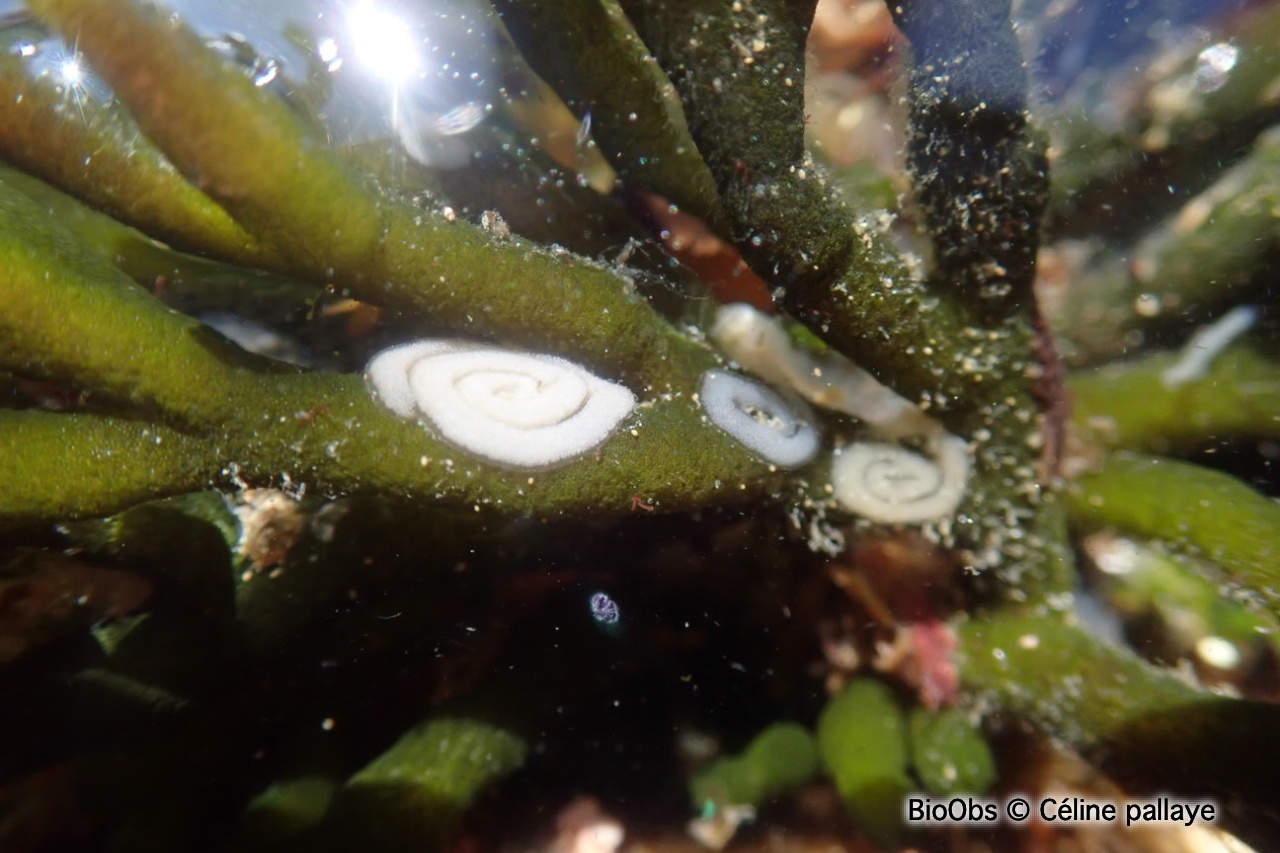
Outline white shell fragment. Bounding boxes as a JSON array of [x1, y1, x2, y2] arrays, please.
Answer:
[[830, 434, 969, 524], [699, 369, 820, 469], [366, 341, 636, 468]]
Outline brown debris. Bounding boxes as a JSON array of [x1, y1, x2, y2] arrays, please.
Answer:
[[231, 488, 308, 574], [0, 550, 152, 664], [819, 534, 963, 707], [634, 191, 775, 311], [809, 0, 900, 79]]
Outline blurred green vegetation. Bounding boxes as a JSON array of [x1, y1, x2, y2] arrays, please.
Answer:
[[1, 0, 1278, 850]]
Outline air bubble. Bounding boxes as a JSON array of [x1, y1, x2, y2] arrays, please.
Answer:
[[252, 56, 281, 87]]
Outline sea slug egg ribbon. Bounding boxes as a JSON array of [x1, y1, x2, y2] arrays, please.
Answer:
[[366, 341, 636, 469], [830, 434, 969, 524], [699, 369, 820, 469], [711, 303, 931, 437]]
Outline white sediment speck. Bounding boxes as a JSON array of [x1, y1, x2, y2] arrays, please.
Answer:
[[687, 803, 755, 852], [1196, 635, 1241, 670]]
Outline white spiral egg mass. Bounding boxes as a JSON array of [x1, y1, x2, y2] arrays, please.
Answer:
[[830, 435, 969, 524], [366, 341, 636, 468], [699, 369, 820, 469]]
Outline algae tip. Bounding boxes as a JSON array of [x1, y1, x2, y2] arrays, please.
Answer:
[[1161, 305, 1259, 389]]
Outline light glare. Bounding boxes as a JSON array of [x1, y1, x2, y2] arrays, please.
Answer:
[[346, 1, 419, 83], [58, 57, 83, 86]]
